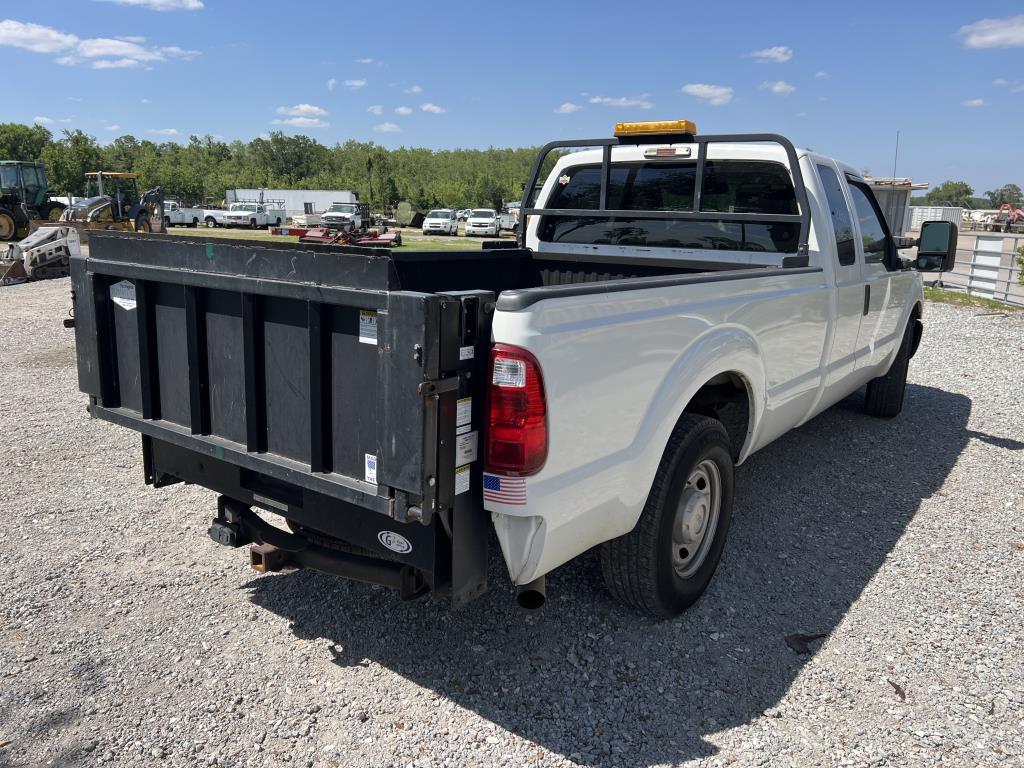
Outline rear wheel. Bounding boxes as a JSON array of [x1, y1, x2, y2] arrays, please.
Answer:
[[250, 218, 258, 229], [864, 319, 913, 418], [190, 217, 199, 228], [601, 414, 734, 618], [0, 209, 17, 241], [135, 215, 151, 233], [205, 217, 217, 228]]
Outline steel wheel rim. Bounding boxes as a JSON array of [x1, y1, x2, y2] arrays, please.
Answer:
[[0, 214, 13, 239], [48, 207, 62, 221], [671, 459, 721, 579]]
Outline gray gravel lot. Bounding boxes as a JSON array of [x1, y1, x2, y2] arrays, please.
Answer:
[[1, 278, 1022, 768]]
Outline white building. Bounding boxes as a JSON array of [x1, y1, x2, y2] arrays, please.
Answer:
[[225, 189, 359, 218]]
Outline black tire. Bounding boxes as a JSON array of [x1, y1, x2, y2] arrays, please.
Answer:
[[0, 208, 17, 241], [164, 216, 172, 227], [205, 217, 217, 228], [250, 218, 258, 229], [864, 319, 913, 418], [190, 218, 199, 228], [135, 215, 151, 233], [275, 218, 281, 227], [600, 414, 735, 618], [42, 202, 65, 222]]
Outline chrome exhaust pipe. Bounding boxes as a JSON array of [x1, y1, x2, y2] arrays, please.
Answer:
[[515, 576, 546, 609]]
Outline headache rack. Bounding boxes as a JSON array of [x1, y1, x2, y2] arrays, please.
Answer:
[[518, 131, 812, 267]]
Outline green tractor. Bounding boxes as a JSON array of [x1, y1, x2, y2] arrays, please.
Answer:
[[0, 161, 66, 242]]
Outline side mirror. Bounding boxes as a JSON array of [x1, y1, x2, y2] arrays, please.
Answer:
[[916, 220, 957, 272]]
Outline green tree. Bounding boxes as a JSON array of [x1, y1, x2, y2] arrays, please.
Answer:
[[0, 122, 53, 161], [40, 129, 103, 196], [985, 183, 1023, 207], [923, 180, 974, 206]]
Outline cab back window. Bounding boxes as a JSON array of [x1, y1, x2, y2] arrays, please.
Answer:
[[539, 159, 799, 253]]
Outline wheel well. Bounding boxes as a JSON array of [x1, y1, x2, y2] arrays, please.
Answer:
[[683, 373, 751, 460], [909, 302, 923, 357]]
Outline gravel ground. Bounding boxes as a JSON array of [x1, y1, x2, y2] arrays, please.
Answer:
[[1, 278, 1021, 768]]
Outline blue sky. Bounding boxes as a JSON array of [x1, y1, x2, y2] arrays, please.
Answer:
[[3, 1, 1023, 193]]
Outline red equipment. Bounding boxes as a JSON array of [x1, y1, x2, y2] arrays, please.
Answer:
[[299, 227, 402, 247]]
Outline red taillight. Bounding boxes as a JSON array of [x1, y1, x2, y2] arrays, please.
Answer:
[[486, 344, 548, 476]]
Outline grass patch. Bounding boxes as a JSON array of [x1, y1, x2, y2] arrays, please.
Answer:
[[163, 226, 490, 251], [924, 286, 1022, 312]]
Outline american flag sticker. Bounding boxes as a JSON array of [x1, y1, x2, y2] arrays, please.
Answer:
[[483, 473, 527, 506]]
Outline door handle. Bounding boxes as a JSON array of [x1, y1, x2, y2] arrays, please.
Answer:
[[863, 284, 871, 316]]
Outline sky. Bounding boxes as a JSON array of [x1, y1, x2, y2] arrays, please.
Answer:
[[3, 0, 1024, 193]]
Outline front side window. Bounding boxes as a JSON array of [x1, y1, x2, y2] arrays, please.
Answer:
[[847, 182, 890, 264], [816, 164, 856, 267], [539, 159, 799, 253]]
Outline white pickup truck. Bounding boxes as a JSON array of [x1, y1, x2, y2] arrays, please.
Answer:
[[69, 120, 957, 617], [163, 201, 204, 228], [221, 202, 285, 229]]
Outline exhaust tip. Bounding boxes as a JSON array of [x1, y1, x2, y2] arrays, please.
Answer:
[[515, 576, 546, 610]]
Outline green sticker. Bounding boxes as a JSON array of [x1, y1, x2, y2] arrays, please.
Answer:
[[214, 445, 223, 460], [205, 242, 215, 260]]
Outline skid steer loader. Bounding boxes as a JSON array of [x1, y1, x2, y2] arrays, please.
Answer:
[[1, 175, 163, 284]]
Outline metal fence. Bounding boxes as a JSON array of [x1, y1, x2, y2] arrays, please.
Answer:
[[924, 231, 1024, 307]]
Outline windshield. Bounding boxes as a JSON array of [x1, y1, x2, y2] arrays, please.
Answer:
[[230, 203, 257, 212], [470, 209, 495, 219], [328, 204, 357, 213], [426, 210, 451, 219]]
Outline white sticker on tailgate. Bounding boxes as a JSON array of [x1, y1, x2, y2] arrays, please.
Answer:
[[456, 397, 472, 427], [364, 453, 377, 484], [358, 310, 378, 345], [456, 431, 478, 464], [110, 280, 136, 311], [454, 464, 470, 495]]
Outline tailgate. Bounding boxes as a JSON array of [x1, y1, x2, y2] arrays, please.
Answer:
[[71, 232, 490, 525]]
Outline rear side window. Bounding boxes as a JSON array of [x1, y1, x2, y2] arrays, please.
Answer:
[[0, 166, 18, 187], [816, 164, 856, 266], [539, 159, 799, 253]]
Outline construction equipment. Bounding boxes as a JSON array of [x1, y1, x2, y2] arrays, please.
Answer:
[[1, 173, 163, 284], [0, 161, 66, 241], [982, 203, 1024, 233], [298, 226, 402, 247]]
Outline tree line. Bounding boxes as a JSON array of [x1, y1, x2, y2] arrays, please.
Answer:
[[0, 122, 547, 211], [910, 179, 1023, 209]]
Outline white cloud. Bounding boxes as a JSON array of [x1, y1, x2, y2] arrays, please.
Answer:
[[962, 98, 986, 107], [355, 57, 374, 64], [0, 20, 78, 53], [374, 122, 401, 133], [0, 20, 199, 69], [404, 84, 422, 94], [957, 15, 1024, 48], [394, 105, 412, 115], [762, 80, 796, 96], [272, 117, 328, 128], [344, 79, 366, 89], [815, 70, 829, 79], [33, 116, 54, 125], [92, 58, 144, 69], [367, 105, 384, 115], [681, 83, 733, 106], [588, 94, 654, 109], [58, 117, 73, 123], [993, 78, 1008, 85], [554, 102, 581, 113], [750, 45, 792, 63], [105, 124, 121, 130], [148, 127, 178, 135], [95, 0, 204, 10], [140, 98, 150, 104], [326, 77, 336, 91], [276, 103, 327, 117], [420, 102, 445, 113]]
